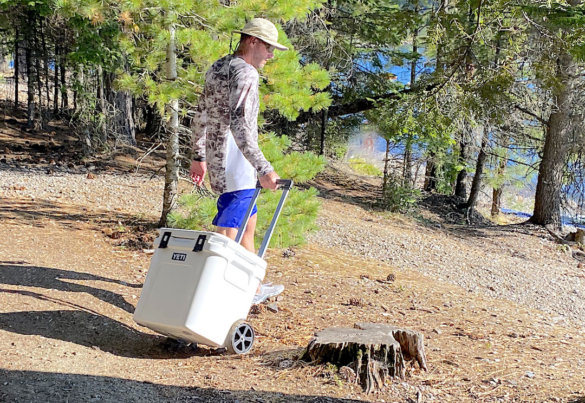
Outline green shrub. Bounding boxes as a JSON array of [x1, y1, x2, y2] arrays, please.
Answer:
[[348, 157, 382, 176], [168, 132, 325, 249], [331, 143, 348, 160], [382, 177, 421, 213], [167, 192, 217, 232]]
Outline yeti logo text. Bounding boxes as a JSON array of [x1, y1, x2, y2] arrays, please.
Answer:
[[171, 252, 187, 262]]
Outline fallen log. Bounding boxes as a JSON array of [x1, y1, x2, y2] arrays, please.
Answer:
[[303, 323, 427, 393]]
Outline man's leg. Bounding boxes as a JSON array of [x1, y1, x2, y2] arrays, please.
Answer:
[[214, 192, 283, 303], [216, 213, 256, 253]]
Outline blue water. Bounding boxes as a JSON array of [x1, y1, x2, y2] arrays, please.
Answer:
[[501, 208, 585, 228]]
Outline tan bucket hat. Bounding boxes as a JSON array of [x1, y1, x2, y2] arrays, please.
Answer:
[[233, 18, 289, 51]]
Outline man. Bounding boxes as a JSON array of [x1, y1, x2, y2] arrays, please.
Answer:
[[190, 18, 287, 304]]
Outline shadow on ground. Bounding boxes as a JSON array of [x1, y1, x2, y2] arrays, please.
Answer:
[[307, 165, 382, 210], [0, 264, 234, 359], [0, 109, 164, 176], [0, 369, 362, 402], [0, 197, 155, 231], [0, 308, 180, 359], [0, 264, 140, 313]]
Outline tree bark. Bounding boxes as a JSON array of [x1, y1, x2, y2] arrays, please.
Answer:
[[454, 139, 469, 199], [96, 65, 107, 143], [53, 44, 59, 115], [106, 68, 136, 145], [115, 90, 136, 145], [491, 140, 508, 219], [159, 24, 179, 226], [319, 108, 327, 156], [145, 104, 162, 139], [491, 187, 502, 218], [529, 52, 575, 229], [403, 5, 418, 188], [14, 27, 19, 108], [382, 138, 391, 195], [403, 135, 413, 186], [33, 18, 43, 126], [465, 127, 488, 211], [73, 70, 78, 112], [40, 17, 50, 113], [60, 47, 68, 110], [25, 11, 38, 129], [303, 323, 427, 394], [423, 153, 438, 192]]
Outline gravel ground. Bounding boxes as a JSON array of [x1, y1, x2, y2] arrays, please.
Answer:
[[2, 165, 583, 327], [308, 199, 585, 326], [0, 166, 164, 216]]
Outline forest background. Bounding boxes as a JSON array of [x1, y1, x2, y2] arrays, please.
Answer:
[[1, 0, 585, 242]]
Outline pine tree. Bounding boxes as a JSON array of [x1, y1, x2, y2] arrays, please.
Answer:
[[57, 0, 331, 226], [522, 0, 585, 228]]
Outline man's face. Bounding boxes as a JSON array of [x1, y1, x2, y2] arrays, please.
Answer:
[[250, 37, 275, 69]]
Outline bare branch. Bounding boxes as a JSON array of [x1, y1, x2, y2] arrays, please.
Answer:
[[514, 104, 549, 126]]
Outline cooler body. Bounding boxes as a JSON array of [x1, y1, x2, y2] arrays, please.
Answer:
[[133, 228, 266, 347]]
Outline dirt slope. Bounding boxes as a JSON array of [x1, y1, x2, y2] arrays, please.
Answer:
[[1, 116, 585, 402]]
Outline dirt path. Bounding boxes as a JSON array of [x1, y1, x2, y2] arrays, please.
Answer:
[[1, 181, 585, 402], [1, 119, 585, 402]]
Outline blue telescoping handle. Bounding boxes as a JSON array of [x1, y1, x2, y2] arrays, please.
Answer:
[[235, 179, 293, 258]]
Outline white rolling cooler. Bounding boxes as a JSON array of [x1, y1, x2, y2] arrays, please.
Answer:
[[133, 180, 292, 355]]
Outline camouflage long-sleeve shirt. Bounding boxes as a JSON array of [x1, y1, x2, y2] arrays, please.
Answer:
[[191, 54, 274, 194]]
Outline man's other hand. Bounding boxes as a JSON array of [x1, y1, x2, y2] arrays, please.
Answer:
[[259, 171, 280, 190], [190, 161, 207, 185]]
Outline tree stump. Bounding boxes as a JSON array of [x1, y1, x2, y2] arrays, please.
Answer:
[[303, 323, 427, 394]]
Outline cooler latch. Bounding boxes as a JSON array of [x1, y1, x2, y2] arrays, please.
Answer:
[[193, 235, 206, 252], [159, 231, 172, 248]]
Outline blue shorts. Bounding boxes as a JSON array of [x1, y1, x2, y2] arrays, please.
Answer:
[[212, 189, 257, 229]]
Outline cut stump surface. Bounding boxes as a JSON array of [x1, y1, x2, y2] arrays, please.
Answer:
[[303, 323, 427, 394]]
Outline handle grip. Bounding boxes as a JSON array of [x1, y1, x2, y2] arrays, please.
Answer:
[[255, 179, 293, 190], [236, 179, 294, 258]]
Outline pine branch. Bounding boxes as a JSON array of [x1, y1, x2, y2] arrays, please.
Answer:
[[514, 104, 549, 127]]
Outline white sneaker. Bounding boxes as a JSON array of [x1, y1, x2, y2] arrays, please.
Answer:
[[252, 283, 284, 304]]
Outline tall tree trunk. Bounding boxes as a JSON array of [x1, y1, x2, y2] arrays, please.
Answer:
[[382, 138, 391, 195], [105, 69, 136, 145], [466, 127, 488, 210], [403, 10, 418, 188], [14, 27, 19, 108], [160, 24, 179, 226], [33, 19, 43, 114], [320, 108, 327, 156], [454, 139, 468, 199], [25, 12, 38, 129], [454, 1, 479, 199], [53, 44, 59, 114], [491, 187, 503, 218], [96, 65, 107, 143], [423, 153, 437, 192], [145, 104, 162, 139], [530, 111, 569, 228], [403, 137, 413, 186], [490, 135, 509, 219], [97, 65, 105, 112], [40, 18, 50, 113], [73, 70, 78, 112], [529, 3, 580, 228], [60, 48, 68, 110], [319, 25, 332, 157], [115, 91, 136, 145], [423, 2, 447, 193]]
